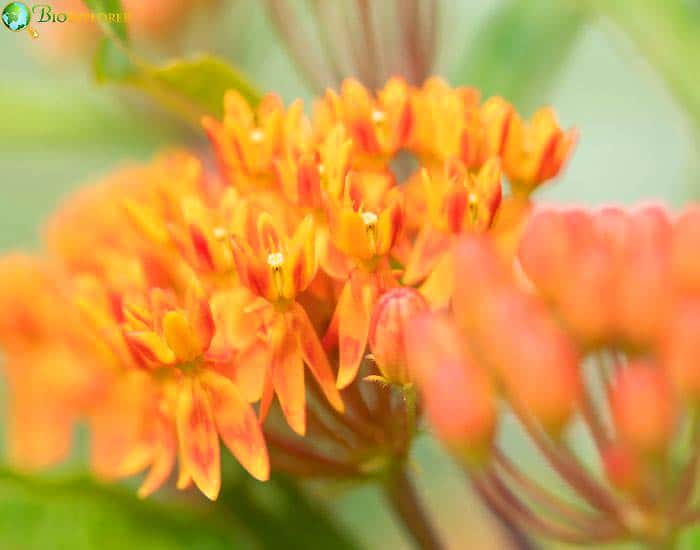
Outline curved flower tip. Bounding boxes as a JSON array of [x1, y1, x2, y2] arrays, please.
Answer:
[[406, 312, 496, 462], [501, 106, 578, 192], [610, 361, 677, 456], [368, 287, 429, 385]]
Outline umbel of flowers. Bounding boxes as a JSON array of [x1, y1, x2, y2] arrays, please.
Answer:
[[0, 79, 575, 514], [410, 204, 700, 545]]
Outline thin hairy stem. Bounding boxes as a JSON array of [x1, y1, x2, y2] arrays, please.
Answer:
[[472, 473, 622, 545], [384, 467, 444, 550], [493, 448, 614, 533], [514, 406, 623, 521]]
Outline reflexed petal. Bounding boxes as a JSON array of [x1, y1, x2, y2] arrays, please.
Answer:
[[336, 276, 372, 389], [272, 329, 306, 435], [292, 304, 344, 412], [176, 377, 221, 500], [203, 371, 269, 481]]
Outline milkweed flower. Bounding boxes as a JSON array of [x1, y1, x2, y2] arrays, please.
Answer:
[[0, 78, 577, 505], [410, 204, 700, 546]]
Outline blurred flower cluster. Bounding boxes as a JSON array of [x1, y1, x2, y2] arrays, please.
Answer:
[[412, 204, 700, 545], [0, 77, 575, 505]]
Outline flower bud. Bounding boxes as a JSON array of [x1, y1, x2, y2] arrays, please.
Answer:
[[671, 205, 700, 293], [661, 298, 700, 401], [615, 206, 672, 347], [602, 443, 643, 494], [368, 288, 429, 384], [406, 313, 496, 463], [610, 362, 677, 456]]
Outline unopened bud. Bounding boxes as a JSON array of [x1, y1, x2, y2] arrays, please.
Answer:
[[610, 361, 677, 455], [671, 205, 700, 293], [406, 313, 496, 464], [368, 288, 429, 385]]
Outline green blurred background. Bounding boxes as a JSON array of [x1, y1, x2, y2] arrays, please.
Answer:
[[1, 0, 699, 548]]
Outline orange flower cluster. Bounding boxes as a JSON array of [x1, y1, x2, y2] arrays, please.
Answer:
[[0, 78, 575, 500], [409, 204, 700, 544]]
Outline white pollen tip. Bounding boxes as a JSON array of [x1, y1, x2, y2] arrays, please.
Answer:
[[371, 110, 386, 124], [267, 252, 285, 267], [250, 129, 264, 143], [361, 211, 378, 226]]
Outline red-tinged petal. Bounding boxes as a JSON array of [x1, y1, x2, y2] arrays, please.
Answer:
[[402, 226, 450, 285], [376, 191, 404, 256], [202, 371, 270, 481], [336, 276, 372, 388], [138, 428, 177, 499], [318, 228, 352, 280], [259, 366, 274, 424], [272, 329, 306, 435], [284, 215, 316, 298], [125, 331, 176, 365], [228, 341, 269, 403], [191, 297, 215, 352], [176, 377, 221, 500], [257, 212, 283, 255], [291, 303, 344, 412]]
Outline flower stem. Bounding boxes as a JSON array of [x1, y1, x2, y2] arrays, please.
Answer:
[[384, 467, 444, 550]]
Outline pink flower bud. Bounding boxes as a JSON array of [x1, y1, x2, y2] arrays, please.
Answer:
[[610, 361, 677, 455], [406, 313, 496, 463], [368, 288, 429, 384]]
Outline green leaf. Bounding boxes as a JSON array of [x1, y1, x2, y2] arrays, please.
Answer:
[[141, 56, 263, 122], [451, 0, 589, 112], [81, 0, 128, 42], [0, 469, 249, 550]]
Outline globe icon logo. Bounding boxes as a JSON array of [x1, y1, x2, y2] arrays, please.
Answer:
[[2, 2, 30, 31]]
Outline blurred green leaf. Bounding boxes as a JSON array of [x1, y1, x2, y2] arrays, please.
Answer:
[[0, 469, 248, 550], [82, 0, 261, 125], [140, 56, 263, 121], [81, 0, 128, 42], [92, 51, 262, 126], [93, 38, 137, 83], [219, 474, 359, 550], [451, 0, 588, 112], [592, 0, 700, 129]]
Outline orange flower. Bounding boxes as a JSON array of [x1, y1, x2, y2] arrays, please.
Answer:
[[500, 106, 578, 192], [403, 158, 502, 307], [204, 91, 310, 190], [314, 78, 411, 168], [121, 280, 269, 499], [230, 213, 343, 433], [325, 173, 404, 388], [407, 77, 483, 169]]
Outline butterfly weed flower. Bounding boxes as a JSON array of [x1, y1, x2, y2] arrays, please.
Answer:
[[0, 77, 579, 550]]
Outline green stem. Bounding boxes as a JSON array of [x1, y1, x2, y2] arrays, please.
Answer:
[[384, 467, 444, 550]]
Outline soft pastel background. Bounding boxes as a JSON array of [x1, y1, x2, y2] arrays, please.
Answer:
[[1, 1, 699, 548]]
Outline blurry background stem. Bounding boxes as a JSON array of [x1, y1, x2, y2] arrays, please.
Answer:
[[384, 467, 443, 550]]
